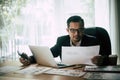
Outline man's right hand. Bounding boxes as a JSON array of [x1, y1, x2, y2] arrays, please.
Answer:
[[91, 55, 104, 66], [19, 57, 31, 66]]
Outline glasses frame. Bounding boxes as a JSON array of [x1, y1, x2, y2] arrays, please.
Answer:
[[69, 28, 84, 33]]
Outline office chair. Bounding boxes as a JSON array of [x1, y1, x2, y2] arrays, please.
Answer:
[[84, 27, 117, 65]]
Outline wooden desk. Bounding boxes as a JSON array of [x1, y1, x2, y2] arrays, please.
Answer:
[[1, 60, 120, 80], [0, 61, 85, 80]]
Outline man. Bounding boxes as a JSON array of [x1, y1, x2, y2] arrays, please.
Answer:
[[20, 15, 108, 66]]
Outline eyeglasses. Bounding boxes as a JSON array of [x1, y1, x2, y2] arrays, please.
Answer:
[[69, 28, 84, 33]]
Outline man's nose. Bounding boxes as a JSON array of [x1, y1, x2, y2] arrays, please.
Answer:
[[74, 31, 79, 35]]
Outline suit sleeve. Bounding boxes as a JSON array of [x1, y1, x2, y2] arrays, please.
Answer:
[[50, 37, 62, 58], [29, 55, 36, 63]]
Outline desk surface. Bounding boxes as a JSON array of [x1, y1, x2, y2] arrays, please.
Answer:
[[0, 60, 85, 80], [0, 60, 120, 80]]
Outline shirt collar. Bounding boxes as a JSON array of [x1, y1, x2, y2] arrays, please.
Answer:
[[70, 39, 81, 46]]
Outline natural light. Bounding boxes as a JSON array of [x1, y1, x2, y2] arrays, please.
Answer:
[[0, 0, 110, 61]]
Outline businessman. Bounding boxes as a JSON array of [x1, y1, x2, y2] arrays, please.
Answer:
[[20, 15, 109, 66]]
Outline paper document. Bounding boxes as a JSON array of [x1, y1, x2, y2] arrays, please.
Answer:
[[44, 68, 86, 77], [62, 45, 100, 65], [15, 65, 51, 75], [15, 65, 85, 77]]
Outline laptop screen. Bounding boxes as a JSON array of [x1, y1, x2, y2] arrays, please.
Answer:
[[29, 45, 58, 68]]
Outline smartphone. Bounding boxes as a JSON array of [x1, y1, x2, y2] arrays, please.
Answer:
[[17, 51, 29, 60]]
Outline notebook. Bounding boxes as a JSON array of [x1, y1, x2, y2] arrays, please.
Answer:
[[62, 45, 100, 65], [29, 45, 75, 68], [84, 65, 120, 73]]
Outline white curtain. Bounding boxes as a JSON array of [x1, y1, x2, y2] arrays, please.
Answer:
[[110, 0, 120, 64], [15, 0, 96, 55]]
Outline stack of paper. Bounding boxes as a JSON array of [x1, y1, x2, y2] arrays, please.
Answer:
[[15, 65, 86, 77], [44, 68, 85, 77], [15, 65, 51, 75]]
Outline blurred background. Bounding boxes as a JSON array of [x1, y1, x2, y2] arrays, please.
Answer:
[[0, 0, 120, 64]]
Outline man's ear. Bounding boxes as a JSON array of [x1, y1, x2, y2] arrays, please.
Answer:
[[66, 28, 69, 32]]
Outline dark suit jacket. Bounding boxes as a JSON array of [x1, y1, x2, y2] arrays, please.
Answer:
[[50, 34, 99, 58], [30, 34, 109, 65]]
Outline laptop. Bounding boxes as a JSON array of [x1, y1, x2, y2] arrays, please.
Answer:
[[62, 45, 100, 65], [29, 45, 74, 68]]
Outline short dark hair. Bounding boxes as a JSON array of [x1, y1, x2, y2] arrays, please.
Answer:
[[67, 15, 84, 28]]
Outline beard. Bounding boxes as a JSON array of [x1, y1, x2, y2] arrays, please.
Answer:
[[73, 36, 81, 42]]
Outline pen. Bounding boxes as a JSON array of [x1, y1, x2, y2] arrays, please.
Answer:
[[59, 64, 76, 68], [73, 66, 83, 69], [73, 64, 93, 69]]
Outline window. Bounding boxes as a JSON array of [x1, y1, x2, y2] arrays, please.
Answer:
[[0, 0, 110, 61]]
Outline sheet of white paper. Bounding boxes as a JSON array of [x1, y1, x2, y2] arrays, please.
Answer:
[[62, 45, 100, 65], [44, 68, 86, 77]]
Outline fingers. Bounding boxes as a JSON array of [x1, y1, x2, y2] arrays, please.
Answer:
[[91, 56, 98, 65], [91, 55, 104, 66], [19, 58, 30, 66]]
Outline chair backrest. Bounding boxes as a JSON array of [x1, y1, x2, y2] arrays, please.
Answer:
[[84, 27, 111, 56]]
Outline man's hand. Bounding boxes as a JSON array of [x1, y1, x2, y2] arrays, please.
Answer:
[[91, 55, 104, 66], [19, 57, 31, 66]]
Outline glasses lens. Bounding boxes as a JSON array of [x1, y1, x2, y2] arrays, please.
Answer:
[[69, 28, 84, 33]]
